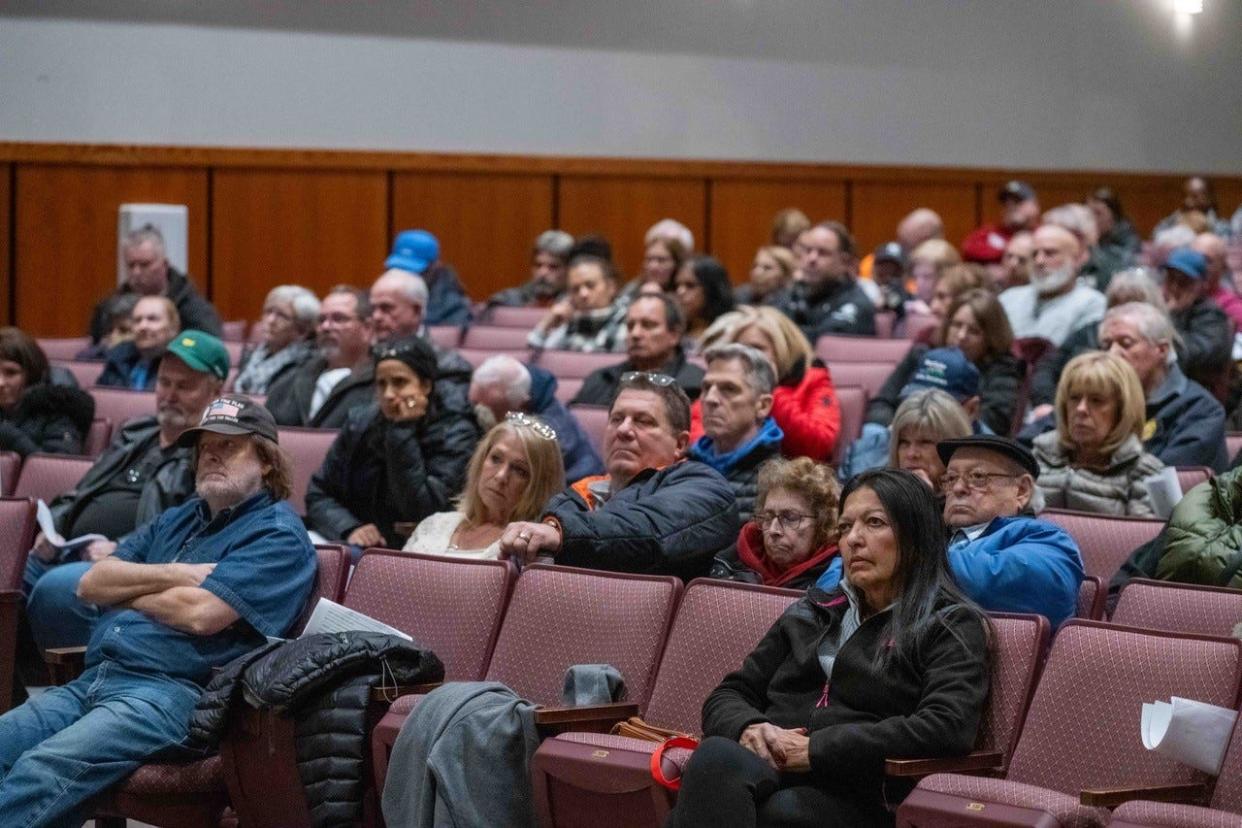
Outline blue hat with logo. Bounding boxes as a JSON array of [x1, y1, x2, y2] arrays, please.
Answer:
[[900, 347, 980, 402], [385, 229, 439, 275], [1164, 247, 1207, 280]]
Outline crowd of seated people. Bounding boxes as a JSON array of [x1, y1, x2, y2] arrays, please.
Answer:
[[2, 179, 1242, 823]]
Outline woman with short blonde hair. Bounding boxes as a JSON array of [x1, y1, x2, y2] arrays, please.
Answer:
[[887, 389, 973, 490], [1032, 351, 1164, 516]]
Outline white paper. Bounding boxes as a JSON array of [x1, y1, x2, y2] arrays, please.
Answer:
[[300, 598, 411, 642], [1144, 467, 1184, 520], [35, 499, 106, 552], [1141, 696, 1238, 774]]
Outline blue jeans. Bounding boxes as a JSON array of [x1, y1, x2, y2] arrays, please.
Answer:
[[23, 559, 100, 651], [0, 661, 199, 828]]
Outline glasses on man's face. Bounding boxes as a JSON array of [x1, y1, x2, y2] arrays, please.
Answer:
[[620, 371, 676, 388], [753, 510, 814, 532], [505, 411, 557, 441], [939, 470, 1019, 494]]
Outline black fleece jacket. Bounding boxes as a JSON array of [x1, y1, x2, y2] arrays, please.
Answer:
[[0, 383, 95, 457], [702, 585, 989, 803]]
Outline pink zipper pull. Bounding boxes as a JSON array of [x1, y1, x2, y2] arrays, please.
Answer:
[[815, 681, 830, 708]]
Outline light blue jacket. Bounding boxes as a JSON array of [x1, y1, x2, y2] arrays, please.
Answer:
[[947, 516, 1085, 629]]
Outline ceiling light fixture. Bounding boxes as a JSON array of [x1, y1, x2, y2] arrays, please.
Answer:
[[1173, 0, 1203, 14]]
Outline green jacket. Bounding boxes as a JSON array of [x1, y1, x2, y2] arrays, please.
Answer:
[[1157, 466, 1242, 588]]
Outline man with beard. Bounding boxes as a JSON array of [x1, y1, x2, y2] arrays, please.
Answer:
[[999, 224, 1106, 346], [485, 230, 575, 310], [266, 286, 377, 429], [0, 397, 313, 827], [22, 331, 228, 650]]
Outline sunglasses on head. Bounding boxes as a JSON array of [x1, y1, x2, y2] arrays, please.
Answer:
[[505, 411, 557, 441]]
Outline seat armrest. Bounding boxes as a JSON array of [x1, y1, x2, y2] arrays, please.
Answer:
[[0, 591, 21, 605], [44, 646, 88, 686], [368, 682, 443, 703], [884, 750, 1004, 777], [534, 702, 641, 736], [1080, 782, 1208, 808]]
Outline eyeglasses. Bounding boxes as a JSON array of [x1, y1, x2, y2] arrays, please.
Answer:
[[620, 371, 677, 387], [939, 470, 1019, 493], [753, 510, 814, 532], [505, 411, 557, 441]]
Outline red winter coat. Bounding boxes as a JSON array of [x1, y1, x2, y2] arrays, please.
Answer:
[[690, 361, 842, 461]]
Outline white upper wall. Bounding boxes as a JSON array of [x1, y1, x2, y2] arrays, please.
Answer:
[[2, 0, 1240, 173]]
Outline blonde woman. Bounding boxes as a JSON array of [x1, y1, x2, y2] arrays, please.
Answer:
[[887, 389, 973, 491], [692, 305, 843, 461], [1032, 351, 1164, 516], [735, 246, 796, 306], [403, 413, 566, 559]]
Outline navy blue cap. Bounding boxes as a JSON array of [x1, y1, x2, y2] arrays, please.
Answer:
[[900, 347, 980, 402]]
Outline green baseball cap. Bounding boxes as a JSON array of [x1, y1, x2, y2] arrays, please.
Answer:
[[165, 330, 230, 380]]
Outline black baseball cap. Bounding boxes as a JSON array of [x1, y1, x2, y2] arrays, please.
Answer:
[[176, 396, 279, 447], [998, 180, 1036, 203], [936, 434, 1039, 479]]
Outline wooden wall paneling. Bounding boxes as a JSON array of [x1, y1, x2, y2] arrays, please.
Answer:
[[708, 179, 847, 285], [849, 178, 980, 255], [14, 164, 209, 337], [210, 168, 389, 322], [0, 163, 10, 325], [1210, 181, 1242, 234], [558, 175, 707, 282], [391, 171, 554, 302]]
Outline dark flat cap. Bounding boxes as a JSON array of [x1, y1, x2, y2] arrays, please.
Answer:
[[936, 434, 1039, 479]]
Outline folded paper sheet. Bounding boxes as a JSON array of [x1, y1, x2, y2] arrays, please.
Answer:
[[1141, 696, 1238, 775]]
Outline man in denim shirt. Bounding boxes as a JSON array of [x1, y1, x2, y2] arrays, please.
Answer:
[[0, 397, 315, 827]]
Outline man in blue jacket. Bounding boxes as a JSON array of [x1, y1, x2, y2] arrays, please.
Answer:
[[0, 397, 316, 826], [938, 434, 1084, 628]]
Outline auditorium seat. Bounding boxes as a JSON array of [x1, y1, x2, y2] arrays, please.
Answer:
[[13, 453, 94, 504], [89, 388, 156, 429], [222, 340, 245, 367], [826, 361, 893, 400], [371, 564, 682, 803], [1226, 432, 1242, 464], [0, 498, 38, 715], [457, 346, 532, 370], [485, 306, 548, 328], [570, 405, 608, 454], [83, 418, 112, 457], [220, 320, 248, 342], [873, 310, 896, 338], [555, 377, 584, 404], [0, 451, 20, 496], [900, 312, 939, 340], [536, 351, 622, 380], [1041, 509, 1164, 581], [833, 386, 867, 464], [1175, 466, 1213, 497], [532, 579, 802, 828], [898, 621, 1242, 827], [226, 549, 515, 828], [50, 359, 104, 389], [815, 334, 911, 365], [1076, 576, 1105, 620], [276, 427, 337, 516], [463, 325, 536, 350], [426, 324, 463, 349], [1112, 578, 1242, 638], [36, 337, 91, 361]]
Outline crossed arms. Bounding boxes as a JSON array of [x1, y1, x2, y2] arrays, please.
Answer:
[[78, 559, 239, 636]]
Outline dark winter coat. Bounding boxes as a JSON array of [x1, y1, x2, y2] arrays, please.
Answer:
[[188, 632, 444, 828], [95, 341, 160, 390], [545, 461, 739, 581], [865, 343, 1025, 437], [769, 278, 877, 340], [88, 267, 222, 342], [305, 400, 481, 548], [423, 263, 472, 326], [1170, 296, 1234, 395], [702, 585, 989, 805], [569, 347, 705, 407], [0, 383, 95, 457], [47, 416, 195, 538]]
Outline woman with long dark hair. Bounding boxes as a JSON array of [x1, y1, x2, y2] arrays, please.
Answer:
[[668, 468, 991, 828], [673, 255, 736, 346]]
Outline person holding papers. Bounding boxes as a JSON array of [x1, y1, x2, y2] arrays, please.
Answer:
[[23, 331, 228, 651], [0, 396, 314, 827]]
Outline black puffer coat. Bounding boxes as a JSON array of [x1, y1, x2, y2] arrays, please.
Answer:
[[189, 632, 444, 828], [0, 383, 95, 457]]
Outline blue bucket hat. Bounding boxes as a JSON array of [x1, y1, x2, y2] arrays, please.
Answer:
[[385, 229, 440, 275], [900, 347, 980, 402]]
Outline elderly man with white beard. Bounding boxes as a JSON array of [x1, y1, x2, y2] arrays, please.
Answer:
[[998, 224, 1106, 346]]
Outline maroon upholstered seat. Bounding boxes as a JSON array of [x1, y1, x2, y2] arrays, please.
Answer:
[[12, 453, 94, 504], [50, 359, 106, 389], [570, 405, 609, 455], [36, 337, 91, 361], [898, 621, 1242, 828], [89, 388, 156, 429], [556, 377, 585, 403], [0, 498, 36, 716], [833, 385, 867, 464], [536, 350, 623, 380], [1077, 575, 1105, 620], [371, 564, 681, 802], [425, 324, 463, 349], [220, 320, 248, 342], [83, 418, 112, 457], [456, 346, 532, 370], [1112, 579, 1242, 638], [1175, 466, 1213, 498], [0, 451, 20, 496], [824, 361, 893, 400], [484, 306, 547, 328], [462, 325, 534, 350], [275, 427, 337, 516], [815, 333, 912, 364], [531, 579, 800, 828], [1041, 509, 1164, 582], [1226, 433, 1242, 464]]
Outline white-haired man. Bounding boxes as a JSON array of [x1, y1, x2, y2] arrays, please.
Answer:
[[998, 224, 1106, 346]]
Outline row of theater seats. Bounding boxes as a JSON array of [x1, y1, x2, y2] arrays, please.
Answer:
[[40, 548, 1241, 828]]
